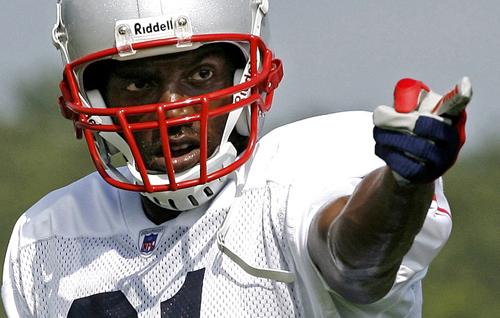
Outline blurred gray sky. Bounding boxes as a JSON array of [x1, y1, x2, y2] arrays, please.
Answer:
[[1, 0, 499, 156]]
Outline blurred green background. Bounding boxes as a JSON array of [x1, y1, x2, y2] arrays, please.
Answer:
[[0, 69, 499, 317]]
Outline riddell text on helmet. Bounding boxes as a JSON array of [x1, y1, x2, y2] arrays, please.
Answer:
[[134, 18, 174, 35]]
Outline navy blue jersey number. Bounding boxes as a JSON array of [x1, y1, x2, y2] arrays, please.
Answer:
[[67, 268, 205, 317], [161, 268, 205, 317], [67, 290, 137, 318]]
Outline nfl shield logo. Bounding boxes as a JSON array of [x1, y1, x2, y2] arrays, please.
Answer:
[[139, 227, 164, 257], [141, 233, 157, 253]]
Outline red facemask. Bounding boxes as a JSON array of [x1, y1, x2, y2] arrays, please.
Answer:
[[57, 34, 283, 193]]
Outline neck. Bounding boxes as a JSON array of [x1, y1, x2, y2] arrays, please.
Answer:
[[141, 195, 182, 225]]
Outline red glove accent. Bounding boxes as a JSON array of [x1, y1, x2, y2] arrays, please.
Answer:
[[455, 110, 467, 150], [393, 78, 430, 113]]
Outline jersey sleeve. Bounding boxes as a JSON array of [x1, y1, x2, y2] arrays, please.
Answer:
[[332, 178, 452, 316], [284, 178, 360, 318], [285, 177, 452, 317], [399, 177, 452, 274], [2, 215, 33, 318]]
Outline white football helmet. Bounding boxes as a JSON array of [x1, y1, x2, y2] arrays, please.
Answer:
[[52, 0, 283, 211]]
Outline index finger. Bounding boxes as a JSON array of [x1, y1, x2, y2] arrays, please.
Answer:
[[431, 76, 472, 116]]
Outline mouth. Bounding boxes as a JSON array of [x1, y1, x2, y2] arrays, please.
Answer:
[[170, 143, 195, 158], [146, 138, 201, 174]]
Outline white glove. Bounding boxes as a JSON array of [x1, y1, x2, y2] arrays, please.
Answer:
[[372, 77, 471, 184]]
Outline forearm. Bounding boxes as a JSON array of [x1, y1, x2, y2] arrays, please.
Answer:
[[309, 166, 434, 303]]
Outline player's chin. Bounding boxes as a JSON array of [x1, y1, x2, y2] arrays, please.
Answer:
[[146, 148, 201, 174]]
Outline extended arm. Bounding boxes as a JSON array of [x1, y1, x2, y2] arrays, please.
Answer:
[[308, 167, 433, 304], [308, 78, 470, 304]]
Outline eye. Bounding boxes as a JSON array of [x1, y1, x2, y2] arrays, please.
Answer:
[[190, 68, 214, 82], [125, 80, 154, 92]]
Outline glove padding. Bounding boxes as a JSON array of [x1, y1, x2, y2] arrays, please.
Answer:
[[373, 77, 471, 184]]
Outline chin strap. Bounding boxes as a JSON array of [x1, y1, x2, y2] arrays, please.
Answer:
[[216, 195, 296, 284]]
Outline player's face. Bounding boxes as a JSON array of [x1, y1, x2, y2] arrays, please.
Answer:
[[102, 45, 239, 173]]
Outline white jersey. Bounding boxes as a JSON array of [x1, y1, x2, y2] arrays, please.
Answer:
[[2, 111, 452, 317]]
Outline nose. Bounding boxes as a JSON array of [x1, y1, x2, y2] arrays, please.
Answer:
[[159, 89, 195, 118]]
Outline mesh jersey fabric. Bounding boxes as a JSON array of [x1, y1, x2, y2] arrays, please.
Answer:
[[3, 180, 301, 317], [2, 111, 452, 317]]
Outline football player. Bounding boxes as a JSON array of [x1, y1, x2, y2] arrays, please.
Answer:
[[2, 0, 470, 317]]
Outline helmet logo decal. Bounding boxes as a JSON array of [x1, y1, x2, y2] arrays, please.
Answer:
[[133, 18, 174, 35], [233, 61, 253, 103], [115, 15, 192, 53]]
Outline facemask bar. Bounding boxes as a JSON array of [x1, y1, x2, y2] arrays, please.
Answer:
[[58, 34, 283, 193]]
